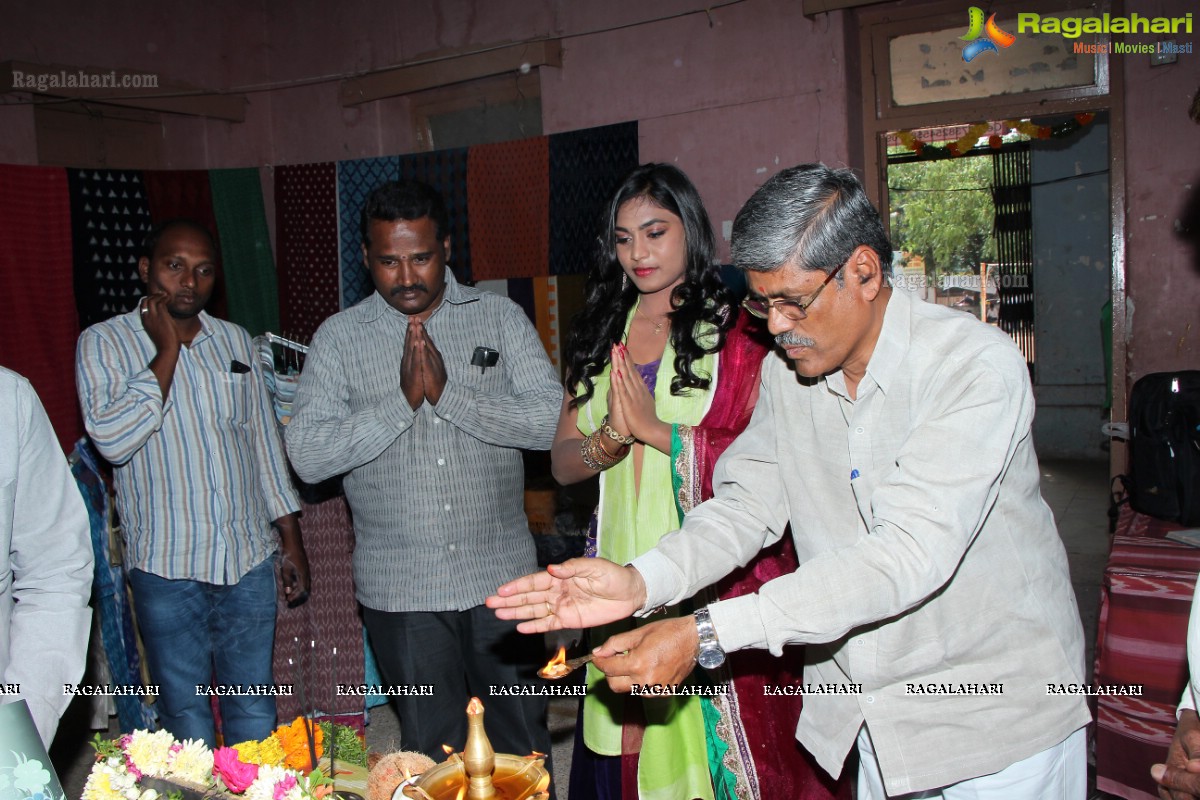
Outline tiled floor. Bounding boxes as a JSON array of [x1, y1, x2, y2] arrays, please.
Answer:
[[54, 458, 1117, 799]]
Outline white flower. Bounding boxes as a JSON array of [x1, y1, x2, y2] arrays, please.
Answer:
[[125, 730, 176, 778], [83, 760, 137, 800], [244, 765, 302, 800], [167, 738, 215, 786], [138, 789, 160, 800]]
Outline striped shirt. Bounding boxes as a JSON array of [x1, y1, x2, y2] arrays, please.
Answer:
[[76, 307, 300, 583], [285, 271, 562, 612]]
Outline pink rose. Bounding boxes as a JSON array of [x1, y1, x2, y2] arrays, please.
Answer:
[[213, 746, 260, 793]]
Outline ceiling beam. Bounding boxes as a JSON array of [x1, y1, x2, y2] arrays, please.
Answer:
[[340, 39, 562, 107], [1, 60, 247, 122]]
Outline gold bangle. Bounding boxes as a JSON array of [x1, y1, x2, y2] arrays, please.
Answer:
[[600, 414, 636, 446], [580, 430, 627, 471]]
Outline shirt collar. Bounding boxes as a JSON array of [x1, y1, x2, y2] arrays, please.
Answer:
[[821, 284, 909, 399], [356, 266, 481, 323], [862, 285, 911, 395]]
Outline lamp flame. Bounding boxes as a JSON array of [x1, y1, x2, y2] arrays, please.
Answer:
[[466, 696, 484, 715], [538, 647, 569, 679], [442, 744, 455, 756]]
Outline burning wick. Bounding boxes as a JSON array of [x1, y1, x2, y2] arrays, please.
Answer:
[[537, 646, 592, 680]]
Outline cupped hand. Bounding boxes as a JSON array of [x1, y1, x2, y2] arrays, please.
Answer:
[[487, 557, 647, 633]]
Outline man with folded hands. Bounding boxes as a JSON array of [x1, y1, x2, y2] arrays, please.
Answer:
[[287, 180, 562, 771]]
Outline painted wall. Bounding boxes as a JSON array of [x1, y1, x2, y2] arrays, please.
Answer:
[[4, 0, 1197, 382], [1120, 0, 1200, 380]]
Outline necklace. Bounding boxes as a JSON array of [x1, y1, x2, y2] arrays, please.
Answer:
[[636, 304, 669, 336]]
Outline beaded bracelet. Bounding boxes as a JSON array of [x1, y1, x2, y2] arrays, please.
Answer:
[[600, 414, 636, 446]]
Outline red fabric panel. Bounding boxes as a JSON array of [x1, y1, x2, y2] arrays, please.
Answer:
[[142, 170, 227, 320], [1094, 511, 1196, 800], [1115, 501, 1188, 540], [467, 137, 549, 280], [275, 164, 340, 342], [0, 165, 82, 451]]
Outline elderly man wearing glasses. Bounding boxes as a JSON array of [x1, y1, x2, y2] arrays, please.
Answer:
[[491, 163, 1090, 800]]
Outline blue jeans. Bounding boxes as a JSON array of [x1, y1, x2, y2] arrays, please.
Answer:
[[129, 558, 277, 746]]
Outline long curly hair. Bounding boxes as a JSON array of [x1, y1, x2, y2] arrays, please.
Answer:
[[565, 163, 734, 408]]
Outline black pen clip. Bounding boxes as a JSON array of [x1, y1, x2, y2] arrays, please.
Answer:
[[471, 347, 499, 374]]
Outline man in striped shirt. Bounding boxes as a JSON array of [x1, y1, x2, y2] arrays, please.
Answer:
[[76, 219, 306, 746]]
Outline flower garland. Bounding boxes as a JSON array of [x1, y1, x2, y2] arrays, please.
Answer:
[[894, 113, 1097, 159], [84, 720, 338, 800]]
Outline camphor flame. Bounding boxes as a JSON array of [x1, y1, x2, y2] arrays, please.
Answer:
[[442, 744, 455, 756], [538, 647, 569, 679]]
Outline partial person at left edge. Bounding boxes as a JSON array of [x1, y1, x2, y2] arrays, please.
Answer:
[[0, 366, 93, 748], [75, 219, 308, 747]]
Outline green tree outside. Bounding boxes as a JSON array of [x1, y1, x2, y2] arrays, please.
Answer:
[[888, 154, 997, 279]]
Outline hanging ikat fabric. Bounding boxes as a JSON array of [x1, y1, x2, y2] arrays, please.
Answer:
[[337, 156, 400, 309], [67, 169, 154, 330], [467, 137, 549, 281], [275, 163, 340, 343]]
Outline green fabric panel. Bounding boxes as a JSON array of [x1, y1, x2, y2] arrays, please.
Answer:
[[671, 423, 686, 524], [702, 697, 738, 800], [209, 168, 280, 337]]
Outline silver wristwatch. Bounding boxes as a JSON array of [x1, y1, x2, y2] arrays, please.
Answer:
[[694, 607, 726, 669]]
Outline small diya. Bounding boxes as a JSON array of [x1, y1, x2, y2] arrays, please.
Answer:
[[537, 646, 592, 681]]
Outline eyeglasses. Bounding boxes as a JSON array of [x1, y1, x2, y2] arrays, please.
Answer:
[[741, 261, 846, 321]]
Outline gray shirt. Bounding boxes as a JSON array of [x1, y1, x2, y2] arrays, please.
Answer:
[[286, 270, 562, 611], [634, 288, 1090, 795]]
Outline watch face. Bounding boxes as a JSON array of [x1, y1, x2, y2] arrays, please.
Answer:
[[698, 647, 726, 669]]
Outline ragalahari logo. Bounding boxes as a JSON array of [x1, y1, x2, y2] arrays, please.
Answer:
[[960, 7, 1017, 62]]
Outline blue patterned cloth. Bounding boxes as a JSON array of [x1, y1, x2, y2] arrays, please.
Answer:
[[337, 156, 400, 309]]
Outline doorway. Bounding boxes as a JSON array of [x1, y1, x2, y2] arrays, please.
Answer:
[[883, 114, 1111, 459]]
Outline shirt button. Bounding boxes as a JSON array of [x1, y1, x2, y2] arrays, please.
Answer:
[[434, 418, 442, 424], [855, 426, 865, 434], [437, 458, 446, 466], [856, 638, 865, 646], [443, 504, 451, 511], [448, 543, 456, 552], [865, 695, 875, 704]]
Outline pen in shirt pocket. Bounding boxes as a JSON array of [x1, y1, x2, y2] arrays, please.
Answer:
[[229, 359, 251, 374], [850, 469, 860, 481]]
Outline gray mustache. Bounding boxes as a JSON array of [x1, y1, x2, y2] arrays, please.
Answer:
[[775, 332, 816, 348]]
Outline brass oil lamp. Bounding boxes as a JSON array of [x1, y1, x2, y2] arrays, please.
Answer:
[[402, 698, 550, 800]]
